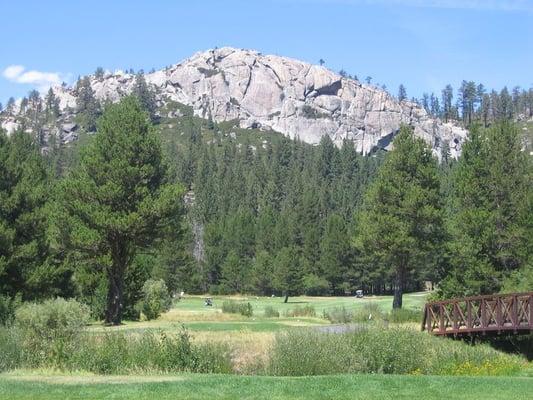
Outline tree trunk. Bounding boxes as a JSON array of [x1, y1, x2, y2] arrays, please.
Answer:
[[284, 293, 289, 303], [105, 268, 125, 325], [392, 266, 404, 309]]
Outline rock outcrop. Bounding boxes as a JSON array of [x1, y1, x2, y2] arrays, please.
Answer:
[[1, 47, 468, 156]]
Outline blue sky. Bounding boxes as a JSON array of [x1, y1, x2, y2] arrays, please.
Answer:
[[1, 0, 532, 105]]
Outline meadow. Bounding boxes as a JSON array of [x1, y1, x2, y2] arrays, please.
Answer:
[[1, 292, 532, 399]]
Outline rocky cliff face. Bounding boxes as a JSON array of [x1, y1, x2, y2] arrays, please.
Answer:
[[1, 47, 467, 156]]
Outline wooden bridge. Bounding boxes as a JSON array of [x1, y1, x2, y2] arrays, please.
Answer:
[[422, 292, 533, 337]]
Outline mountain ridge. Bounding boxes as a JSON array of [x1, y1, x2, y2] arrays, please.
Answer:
[[1, 47, 468, 156]]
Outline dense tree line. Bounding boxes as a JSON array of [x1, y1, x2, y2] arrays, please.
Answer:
[[400, 81, 533, 126], [0, 75, 531, 313], [168, 120, 384, 299]]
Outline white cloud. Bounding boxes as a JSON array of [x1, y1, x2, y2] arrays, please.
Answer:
[[3, 65, 25, 80], [2, 65, 66, 92]]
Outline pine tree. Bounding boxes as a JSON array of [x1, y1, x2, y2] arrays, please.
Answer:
[[220, 250, 245, 293], [0, 130, 70, 299], [442, 84, 454, 122], [133, 71, 157, 121], [76, 76, 100, 132], [5, 97, 15, 114], [438, 122, 531, 297], [273, 246, 303, 303], [250, 250, 274, 295], [398, 84, 407, 101], [45, 88, 60, 120], [53, 96, 184, 324], [319, 213, 351, 294], [355, 126, 444, 308]]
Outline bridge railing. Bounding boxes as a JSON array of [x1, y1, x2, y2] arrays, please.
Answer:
[[422, 292, 533, 336]]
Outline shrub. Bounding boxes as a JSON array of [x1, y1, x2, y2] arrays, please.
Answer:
[[0, 294, 21, 326], [240, 302, 253, 317], [136, 279, 171, 320], [267, 326, 525, 376], [301, 105, 329, 119], [263, 306, 280, 318], [323, 306, 353, 324], [14, 298, 90, 367], [221, 300, 254, 317], [15, 298, 90, 341], [284, 305, 316, 318]]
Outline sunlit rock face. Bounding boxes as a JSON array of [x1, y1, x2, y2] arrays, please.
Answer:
[[1, 47, 467, 156]]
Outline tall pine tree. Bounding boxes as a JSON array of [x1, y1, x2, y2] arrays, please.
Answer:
[[355, 126, 444, 308], [54, 96, 184, 324]]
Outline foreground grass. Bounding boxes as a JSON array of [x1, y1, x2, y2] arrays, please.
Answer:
[[1, 371, 532, 400]]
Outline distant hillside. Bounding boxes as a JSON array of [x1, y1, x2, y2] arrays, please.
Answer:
[[0, 47, 467, 158]]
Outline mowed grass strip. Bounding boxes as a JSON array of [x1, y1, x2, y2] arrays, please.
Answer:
[[1, 372, 532, 400]]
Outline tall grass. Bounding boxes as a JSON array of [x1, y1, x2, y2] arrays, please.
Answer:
[[267, 326, 526, 376], [69, 329, 232, 374], [284, 305, 316, 317], [323, 304, 421, 324], [222, 300, 253, 317], [0, 325, 232, 374], [0, 299, 232, 374], [263, 306, 280, 318]]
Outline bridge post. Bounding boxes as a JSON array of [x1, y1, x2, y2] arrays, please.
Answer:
[[530, 294, 533, 329], [512, 295, 518, 331], [452, 301, 458, 331], [467, 300, 472, 330], [496, 297, 502, 332], [439, 304, 445, 334], [481, 299, 487, 329]]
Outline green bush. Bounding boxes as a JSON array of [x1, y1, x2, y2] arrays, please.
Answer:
[[15, 298, 90, 341], [14, 298, 90, 367], [284, 305, 316, 318], [136, 279, 171, 320], [323, 306, 353, 323], [263, 306, 280, 318], [267, 326, 525, 376], [0, 294, 21, 326], [221, 300, 253, 317]]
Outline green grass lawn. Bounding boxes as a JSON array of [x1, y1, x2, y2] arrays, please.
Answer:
[[176, 292, 428, 314], [1, 371, 531, 400], [87, 293, 427, 334]]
